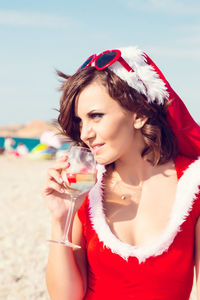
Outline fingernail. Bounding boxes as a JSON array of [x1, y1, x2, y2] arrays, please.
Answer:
[[59, 177, 63, 183], [63, 162, 70, 168], [60, 188, 65, 193]]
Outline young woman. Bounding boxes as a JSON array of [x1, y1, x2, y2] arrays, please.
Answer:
[[43, 46, 200, 300]]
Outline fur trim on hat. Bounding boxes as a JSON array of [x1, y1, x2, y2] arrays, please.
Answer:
[[109, 46, 169, 104]]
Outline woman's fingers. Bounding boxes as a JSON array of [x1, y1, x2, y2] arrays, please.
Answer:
[[48, 168, 64, 184], [44, 177, 65, 195], [56, 153, 69, 163], [53, 160, 70, 171], [43, 155, 70, 197], [47, 159, 70, 181]]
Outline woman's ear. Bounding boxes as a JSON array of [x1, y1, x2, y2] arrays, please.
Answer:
[[133, 115, 148, 129]]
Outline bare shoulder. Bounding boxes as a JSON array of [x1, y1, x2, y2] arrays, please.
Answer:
[[156, 158, 177, 177]]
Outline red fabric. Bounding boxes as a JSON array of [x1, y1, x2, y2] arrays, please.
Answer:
[[77, 155, 200, 300], [144, 53, 200, 159]]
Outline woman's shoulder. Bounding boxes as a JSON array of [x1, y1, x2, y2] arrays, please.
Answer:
[[174, 154, 200, 179]]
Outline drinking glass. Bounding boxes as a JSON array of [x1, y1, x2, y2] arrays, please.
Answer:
[[48, 146, 96, 248]]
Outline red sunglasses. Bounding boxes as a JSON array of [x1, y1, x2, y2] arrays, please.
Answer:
[[79, 49, 135, 73], [79, 49, 148, 96]]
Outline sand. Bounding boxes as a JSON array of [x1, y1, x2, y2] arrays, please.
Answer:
[[0, 154, 52, 300], [0, 154, 197, 300]]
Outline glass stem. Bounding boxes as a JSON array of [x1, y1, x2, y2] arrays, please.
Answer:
[[62, 195, 77, 243]]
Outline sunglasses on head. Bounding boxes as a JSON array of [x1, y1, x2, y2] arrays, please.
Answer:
[[79, 49, 135, 73], [79, 49, 148, 96]]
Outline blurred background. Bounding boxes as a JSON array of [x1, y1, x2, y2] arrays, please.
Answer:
[[0, 0, 199, 127], [0, 1, 199, 299]]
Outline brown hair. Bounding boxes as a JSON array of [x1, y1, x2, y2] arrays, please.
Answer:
[[57, 67, 177, 166]]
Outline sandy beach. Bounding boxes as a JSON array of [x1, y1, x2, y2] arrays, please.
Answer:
[[0, 154, 197, 300], [0, 154, 52, 300]]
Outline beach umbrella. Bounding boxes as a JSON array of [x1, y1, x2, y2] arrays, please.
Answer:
[[40, 131, 62, 149]]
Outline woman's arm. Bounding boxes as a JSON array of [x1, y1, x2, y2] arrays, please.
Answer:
[[46, 214, 87, 300], [195, 216, 200, 299], [43, 155, 87, 300]]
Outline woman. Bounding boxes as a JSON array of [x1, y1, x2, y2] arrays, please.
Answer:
[[43, 46, 200, 300]]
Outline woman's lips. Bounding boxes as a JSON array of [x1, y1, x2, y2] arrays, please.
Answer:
[[91, 144, 105, 154]]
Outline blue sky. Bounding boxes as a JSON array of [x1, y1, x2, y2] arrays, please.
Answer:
[[0, 0, 200, 125]]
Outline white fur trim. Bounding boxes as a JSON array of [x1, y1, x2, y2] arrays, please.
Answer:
[[88, 158, 200, 263], [108, 46, 169, 104]]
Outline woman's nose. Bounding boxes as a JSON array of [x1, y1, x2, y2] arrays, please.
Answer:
[[80, 124, 95, 142]]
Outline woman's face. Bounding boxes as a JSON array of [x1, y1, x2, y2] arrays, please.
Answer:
[[75, 81, 142, 165]]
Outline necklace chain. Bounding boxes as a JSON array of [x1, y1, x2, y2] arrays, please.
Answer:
[[111, 178, 143, 201], [105, 167, 144, 202]]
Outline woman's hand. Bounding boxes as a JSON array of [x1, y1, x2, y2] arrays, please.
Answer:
[[42, 155, 70, 224], [42, 154, 89, 225]]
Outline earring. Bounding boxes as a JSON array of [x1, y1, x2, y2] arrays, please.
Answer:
[[134, 121, 143, 129]]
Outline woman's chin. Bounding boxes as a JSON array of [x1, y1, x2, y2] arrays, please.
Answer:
[[95, 156, 115, 166]]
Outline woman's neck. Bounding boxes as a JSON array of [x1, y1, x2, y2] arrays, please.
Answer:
[[113, 154, 152, 186]]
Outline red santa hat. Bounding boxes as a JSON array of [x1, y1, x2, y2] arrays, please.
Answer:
[[108, 46, 200, 159]]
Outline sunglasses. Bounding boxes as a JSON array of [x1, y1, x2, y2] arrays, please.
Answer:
[[79, 49, 135, 73], [79, 49, 148, 96]]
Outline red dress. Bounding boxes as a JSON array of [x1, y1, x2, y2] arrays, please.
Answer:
[[78, 155, 200, 300]]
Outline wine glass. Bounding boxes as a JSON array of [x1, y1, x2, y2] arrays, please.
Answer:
[[48, 146, 96, 248]]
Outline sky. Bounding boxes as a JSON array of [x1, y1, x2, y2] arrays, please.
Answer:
[[0, 0, 200, 125]]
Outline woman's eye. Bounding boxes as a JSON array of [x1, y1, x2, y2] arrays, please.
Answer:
[[90, 113, 104, 119]]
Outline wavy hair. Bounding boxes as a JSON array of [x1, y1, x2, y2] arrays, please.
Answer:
[[57, 67, 177, 166]]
